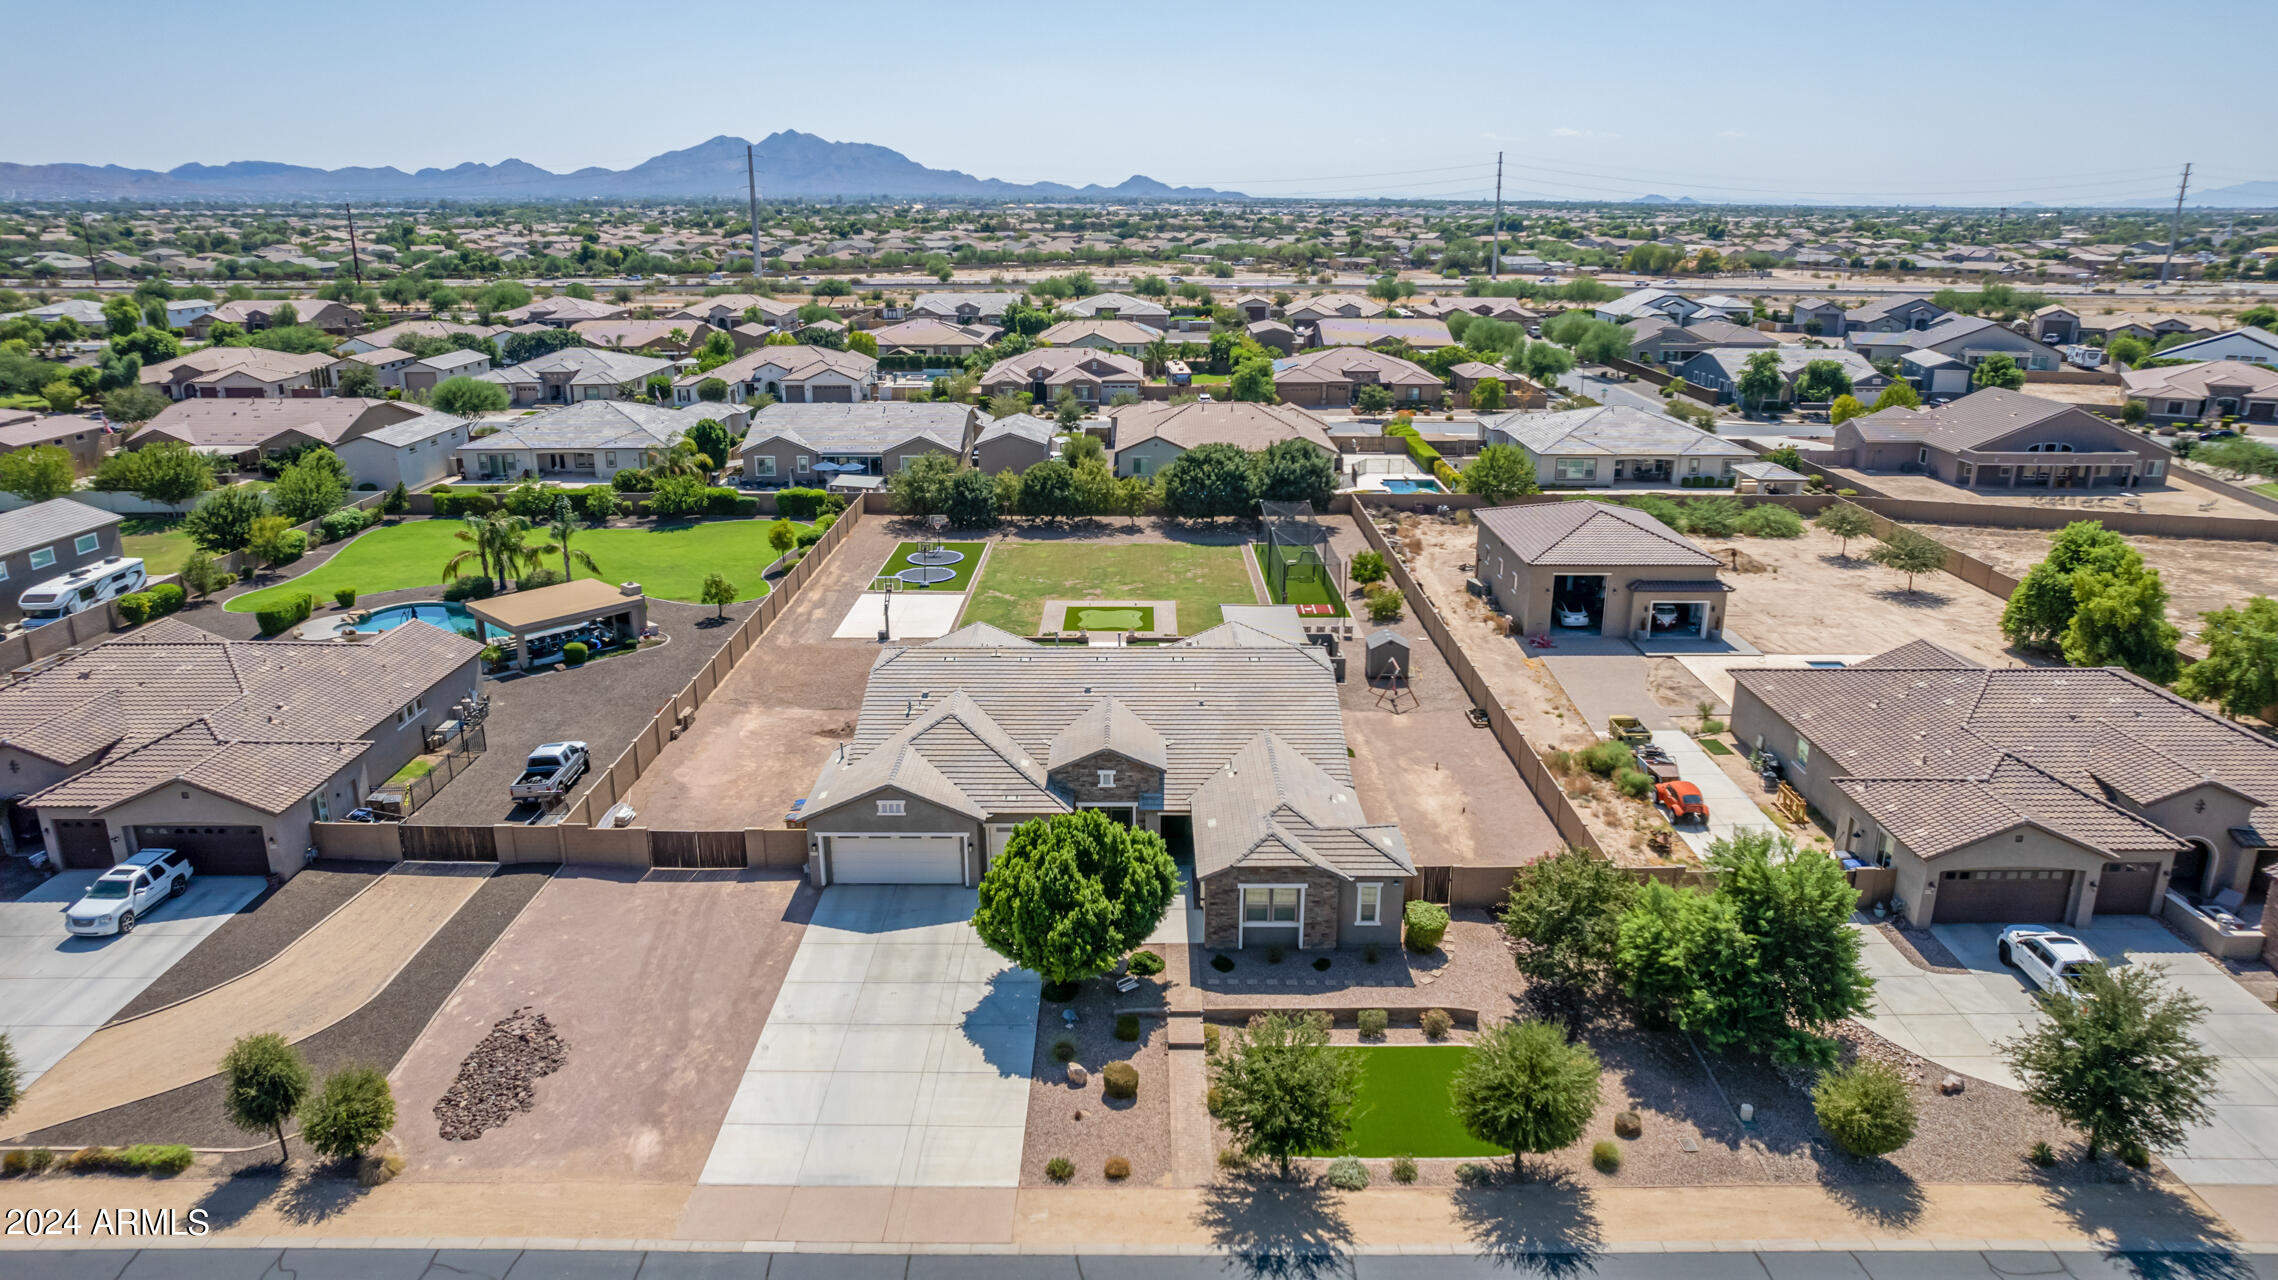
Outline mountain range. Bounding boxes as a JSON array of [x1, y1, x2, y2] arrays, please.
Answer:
[[0, 131, 1246, 203]]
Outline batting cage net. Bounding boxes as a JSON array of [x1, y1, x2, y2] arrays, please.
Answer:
[[1260, 500, 1344, 613]]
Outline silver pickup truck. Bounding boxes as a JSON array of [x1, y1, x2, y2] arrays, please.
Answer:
[[510, 741, 589, 803]]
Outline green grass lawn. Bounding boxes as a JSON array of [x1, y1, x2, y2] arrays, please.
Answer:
[[874, 540, 986, 592], [2256, 482, 2278, 500], [1067, 605, 1153, 631], [1312, 1046, 1503, 1158], [120, 517, 196, 576], [226, 518, 801, 613], [962, 541, 1256, 636], [1697, 737, 1733, 756], [1251, 544, 1349, 618]]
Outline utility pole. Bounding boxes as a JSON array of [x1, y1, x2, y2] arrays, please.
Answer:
[[1490, 151, 1504, 280], [343, 202, 365, 287], [747, 143, 763, 288], [2158, 163, 2191, 288], [80, 215, 99, 286]]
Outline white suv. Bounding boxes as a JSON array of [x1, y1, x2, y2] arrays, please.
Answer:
[[66, 849, 194, 937], [1997, 926, 2101, 1000]]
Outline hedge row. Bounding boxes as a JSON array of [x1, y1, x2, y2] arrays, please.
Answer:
[[255, 592, 314, 637], [115, 582, 187, 626]]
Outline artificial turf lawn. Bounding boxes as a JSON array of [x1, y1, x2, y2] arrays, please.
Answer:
[[874, 540, 986, 592], [226, 517, 798, 612], [1311, 1046, 1504, 1158], [962, 541, 1256, 636], [119, 517, 195, 576], [1251, 544, 1349, 617], [1068, 606, 1152, 632], [1697, 737, 1734, 756]]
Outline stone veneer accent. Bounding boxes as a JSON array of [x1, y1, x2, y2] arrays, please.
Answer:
[[1203, 866, 1342, 950]]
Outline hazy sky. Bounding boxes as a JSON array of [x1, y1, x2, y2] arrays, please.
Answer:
[[13, 0, 2269, 205]]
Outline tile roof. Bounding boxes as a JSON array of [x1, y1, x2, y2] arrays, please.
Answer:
[[736, 401, 971, 455], [1270, 347, 1441, 388], [0, 498, 118, 557], [462, 400, 689, 453], [1473, 500, 1720, 568], [2120, 359, 2278, 402], [135, 398, 418, 451], [1834, 754, 2187, 860], [1108, 402, 1333, 455], [684, 345, 876, 388], [1062, 293, 1170, 319], [1038, 319, 1165, 348], [980, 348, 1143, 387], [483, 347, 673, 387], [1312, 317, 1458, 349], [1480, 406, 1751, 460], [1190, 733, 1412, 880]]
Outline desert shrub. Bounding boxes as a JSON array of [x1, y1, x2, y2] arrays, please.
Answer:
[[1421, 1008, 1454, 1040], [1101, 1061, 1139, 1100], [1312, 956, 1331, 972], [1615, 768, 1653, 799], [1577, 740, 1632, 776], [1350, 550, 1387, 585], [1104, 1156, 1131, 1180], [1045, 1156, 1074, 1182], [1683, 497, 1743, 537], [1052, 1037, 1077, 1063], [1365, 587, 1405, 622], [1326, 1155, 1370, 1190], [1207, 1085, 1225, 1115], [356, 1151, 405, 1187], [1127, 949, 1165, 976], [115, 592, 154, 625], [318, 506, 373, 542], [1615, 1110, 1642, 1138], [443, 576, 495, 602], [1211, 954, 1233, 973], [1737, 505, 1804, 538], [1216, 1147, 1248, 1170], [1454, 1162, 1494, 1187], [1114, 1013, 1140, 1042], [2120, 1142, 2150, 1169], [1592, 1140, 1622, 1173], [1404, 899, 1450, 952], [61, 1145, 193, 1175], [148, 583, 185, 616], [2028, 1140, 2056, 1167], [517, 567, 566, 591], [1813, 1061, 1917, 1158], [300, 1066, 396, 1161], [254, 592, 314, 637], [1357, 1009, 1388, 1040], [1390, 1154, 1418, 1184], [562, 641, 590, 665], [1204, 1024, 1222, 1054], [333, 587, 357, 609]]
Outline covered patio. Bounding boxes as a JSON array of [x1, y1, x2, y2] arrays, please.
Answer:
[[467, 578, 649, 669]]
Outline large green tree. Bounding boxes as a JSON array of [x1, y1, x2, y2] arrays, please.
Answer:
[[943, 466, 1001, 529], [1159, 441, 1258, 521], [2005, 962, 2218, 1161], [1210, 1011, 1359, 1178], [1971, 353, 2026, 390], [971, 810, 1178, 987], [1869, 381, 1920, 412], [2061, 548, 2181, 682], [1229, 355, 1277, 403], [432, 376, 510, 417], [1449, 1019, 1603, 1179], [1867, 528, 1946, 594], [888, 451, 958, 518], [1016, 457, 1078, 520], [1461, 442, 1539, 503], [1256, 438, 1335, 510], [183, 484, 268, 552], [2176, 597, 2278, 720], [269, 447, 350, 523], [1735, 350, 1786, 412], [96, 441, 215, 513], [0, 444, 77, 503], [1794, 360, 1854, 404], [2002, 520, 2127, 649], [1500, 846, 1638, 1005]]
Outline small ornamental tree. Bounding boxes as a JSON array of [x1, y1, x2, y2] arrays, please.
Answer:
[[184, 484, 269, 553], [180, 549, 226, 599], [1735, 350, 1786, 412], [1867, 528, 1946, 594], [1350, 550, 1387, 586], [1450, 1019, 1603, 1179], [1814, 1061, 1916, 1158], [0, 1031, 19, 1120], [222, 1032, 311, 1164], [1813, 504, 1876, 560], [944, 466, 1001, 529], [972, 810, 1179, 988], [1971, 353, 2026, 390], [767, 518, 798, 559], [1470, 376, 1505, 413], [2005, 961, 2218, 1161], [1462, 442, 1539, 503], [1211, 1011, 1358, 1178], [700, 572, 736, 620], [1500, 846, 1639, 1005], [432, 376, 510, 417], [1870, 381, 1921, 412], [300, 1066, 397, 1161], [2002, 520, 2128, 650], [1827, 394, 1867, 426]]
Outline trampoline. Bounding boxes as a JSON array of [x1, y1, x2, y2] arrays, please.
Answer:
[[895, 565, 957, 586], [906, 548, 965, 567]]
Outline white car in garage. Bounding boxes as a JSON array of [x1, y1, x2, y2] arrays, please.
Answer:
[[1997, 926, 2101, 1000], [1556, 602, 1592, 628], [65, 848, 193, 936]]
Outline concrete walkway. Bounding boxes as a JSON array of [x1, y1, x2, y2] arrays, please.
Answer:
[[1650, 730, 1776, 858], [1, 864, 487, 1139]]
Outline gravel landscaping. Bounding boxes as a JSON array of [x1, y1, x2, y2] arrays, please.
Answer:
[[1023, 977, 1172, 1188], [110, 861, 388, 1022], [434, 1008, 568, 1142], [15, 865, 552, 1153], [1196, 915, 1522, 1021]]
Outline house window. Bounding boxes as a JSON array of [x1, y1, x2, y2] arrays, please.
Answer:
[[1356, 883, 1382, 926], [796, 455, 811, 474], [1687, 457, 1702, 475], [28, 547, 53, 570], [605, 452, 618, 468], [73, 534, 99, 555], [1554, 458, 1597, 482], [2144, 460, 2164, 477], [1917, 447, 1929, 465], [1096, 769, 1118, 788], [1794, 737, 1810, 768], [2165, 401, 2185, 416], [877, 799, 905, 817], [753, 457, 776, 478], [1243, 886, 1300, 923]]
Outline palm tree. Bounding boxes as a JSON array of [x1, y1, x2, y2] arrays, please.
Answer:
[[443, 515, 495, 590], [532, 503, 602, 584], [645, 434, 708, 479], [1143, 337, 1170, 378], [443, 514, 539, 592]]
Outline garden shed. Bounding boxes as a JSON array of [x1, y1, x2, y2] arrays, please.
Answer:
[[1364, 629, 1409, 679]]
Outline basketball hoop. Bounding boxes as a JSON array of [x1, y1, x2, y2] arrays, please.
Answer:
[[927, 513, 949, 534]]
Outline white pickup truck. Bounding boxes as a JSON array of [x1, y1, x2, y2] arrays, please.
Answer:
[[66, 848, 193, 936], [510, 741, 589, 803]]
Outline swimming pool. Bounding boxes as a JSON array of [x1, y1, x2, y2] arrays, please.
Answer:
[[302, 601, 487, 641], [1380, 478, 1445, 494]]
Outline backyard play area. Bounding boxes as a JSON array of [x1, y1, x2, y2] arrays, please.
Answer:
[[1251, 543, 1347, 617], [226, 517, 804, 612], [1067, 605, 1153, 631], [869, 540, 986, 592], [960, 540, 1256, 636], [1313, 1045, 1505, 1159]]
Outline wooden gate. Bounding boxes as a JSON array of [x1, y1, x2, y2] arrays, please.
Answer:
[[650, 830, 747, 870], [1412, 866, 1453, 905], [400, 825, 498, 862]]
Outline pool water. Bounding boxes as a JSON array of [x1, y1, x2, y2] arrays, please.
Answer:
[[1380, 479, 1444, 494], [358, 602, 486, 640]]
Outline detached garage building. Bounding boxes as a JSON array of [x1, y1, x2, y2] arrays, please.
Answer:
[[3, 618, 481, 878], [1731, 640, 2278, 929], [1473, 500, 1728, 641]]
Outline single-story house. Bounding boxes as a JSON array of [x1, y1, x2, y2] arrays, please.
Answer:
[[2078, 312, 2215, 346], [498, 296, 630, 328], [140, 348, 335, 401], [1790, 297, 1847, 337], [1472, 500, 1727, 640], [336, 321, 507, 357], [2121, 359, 2278, 425], [1594, 289, 1702, 325], [1830, 388, 2171, 488], [1284, 294, 1386, 327], [401, 348, 493, 395], [1677, 346, 1888, 406], [0, 499, 123, 625], [2132, 326, 2277, 368], [475, 348, 675, 407], [677, 345, 878, 407], [570, 319, 719, 357], [1478, 405, 1753, 487], [1038, 319, 1163, 356], [187, 298, 363, 339], [1272, 348, 1442, 410], [734, 401, 975, 486], [1846, 315, 2061, 377], [1622, 316, 1774, 366], [133, 397, 427, 468], [798, 622, 1412, 952], [670, 294, 798, 330], [869, 319, 999, 360], [972, 415, 1058, 474], [456, 400, 733, 483], [334, 411, 473, 492], [1446, 363, 1546, 411], [909, 292, 1022, 326], [1841, 295, 1947, 334], [0, 413, 108, 475], [1310, 317, 1457, 351], [978, 349, 1144, 407], [1106, 402, 1335, 479], [1062, 294, 1172, 327], [1731, 640, 2277, 928], [1416, 297, 1543, 326], [1246, 320, 1299, 355], [331, 348, 418, 391], [10, 618, 481, 877]]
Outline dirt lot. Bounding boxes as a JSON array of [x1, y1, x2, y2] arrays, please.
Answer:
[[1694, 525, 2030, 669], [1911, 521, 2269, 650], [389, 867, 814, 1184], [1822, 469, 2272, 520]]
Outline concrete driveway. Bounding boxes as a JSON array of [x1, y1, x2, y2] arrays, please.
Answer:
[[1649, 730, 1774, 858], [0, 871, 262, 1087], [1860, 915, 2278, 1188], [699, 885, 1038, 1188]]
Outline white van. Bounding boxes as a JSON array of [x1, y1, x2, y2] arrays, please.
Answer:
[[20, 556, 146, 628]]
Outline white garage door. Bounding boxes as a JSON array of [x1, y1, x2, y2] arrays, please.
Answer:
[[832, 835, 964, 885]]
